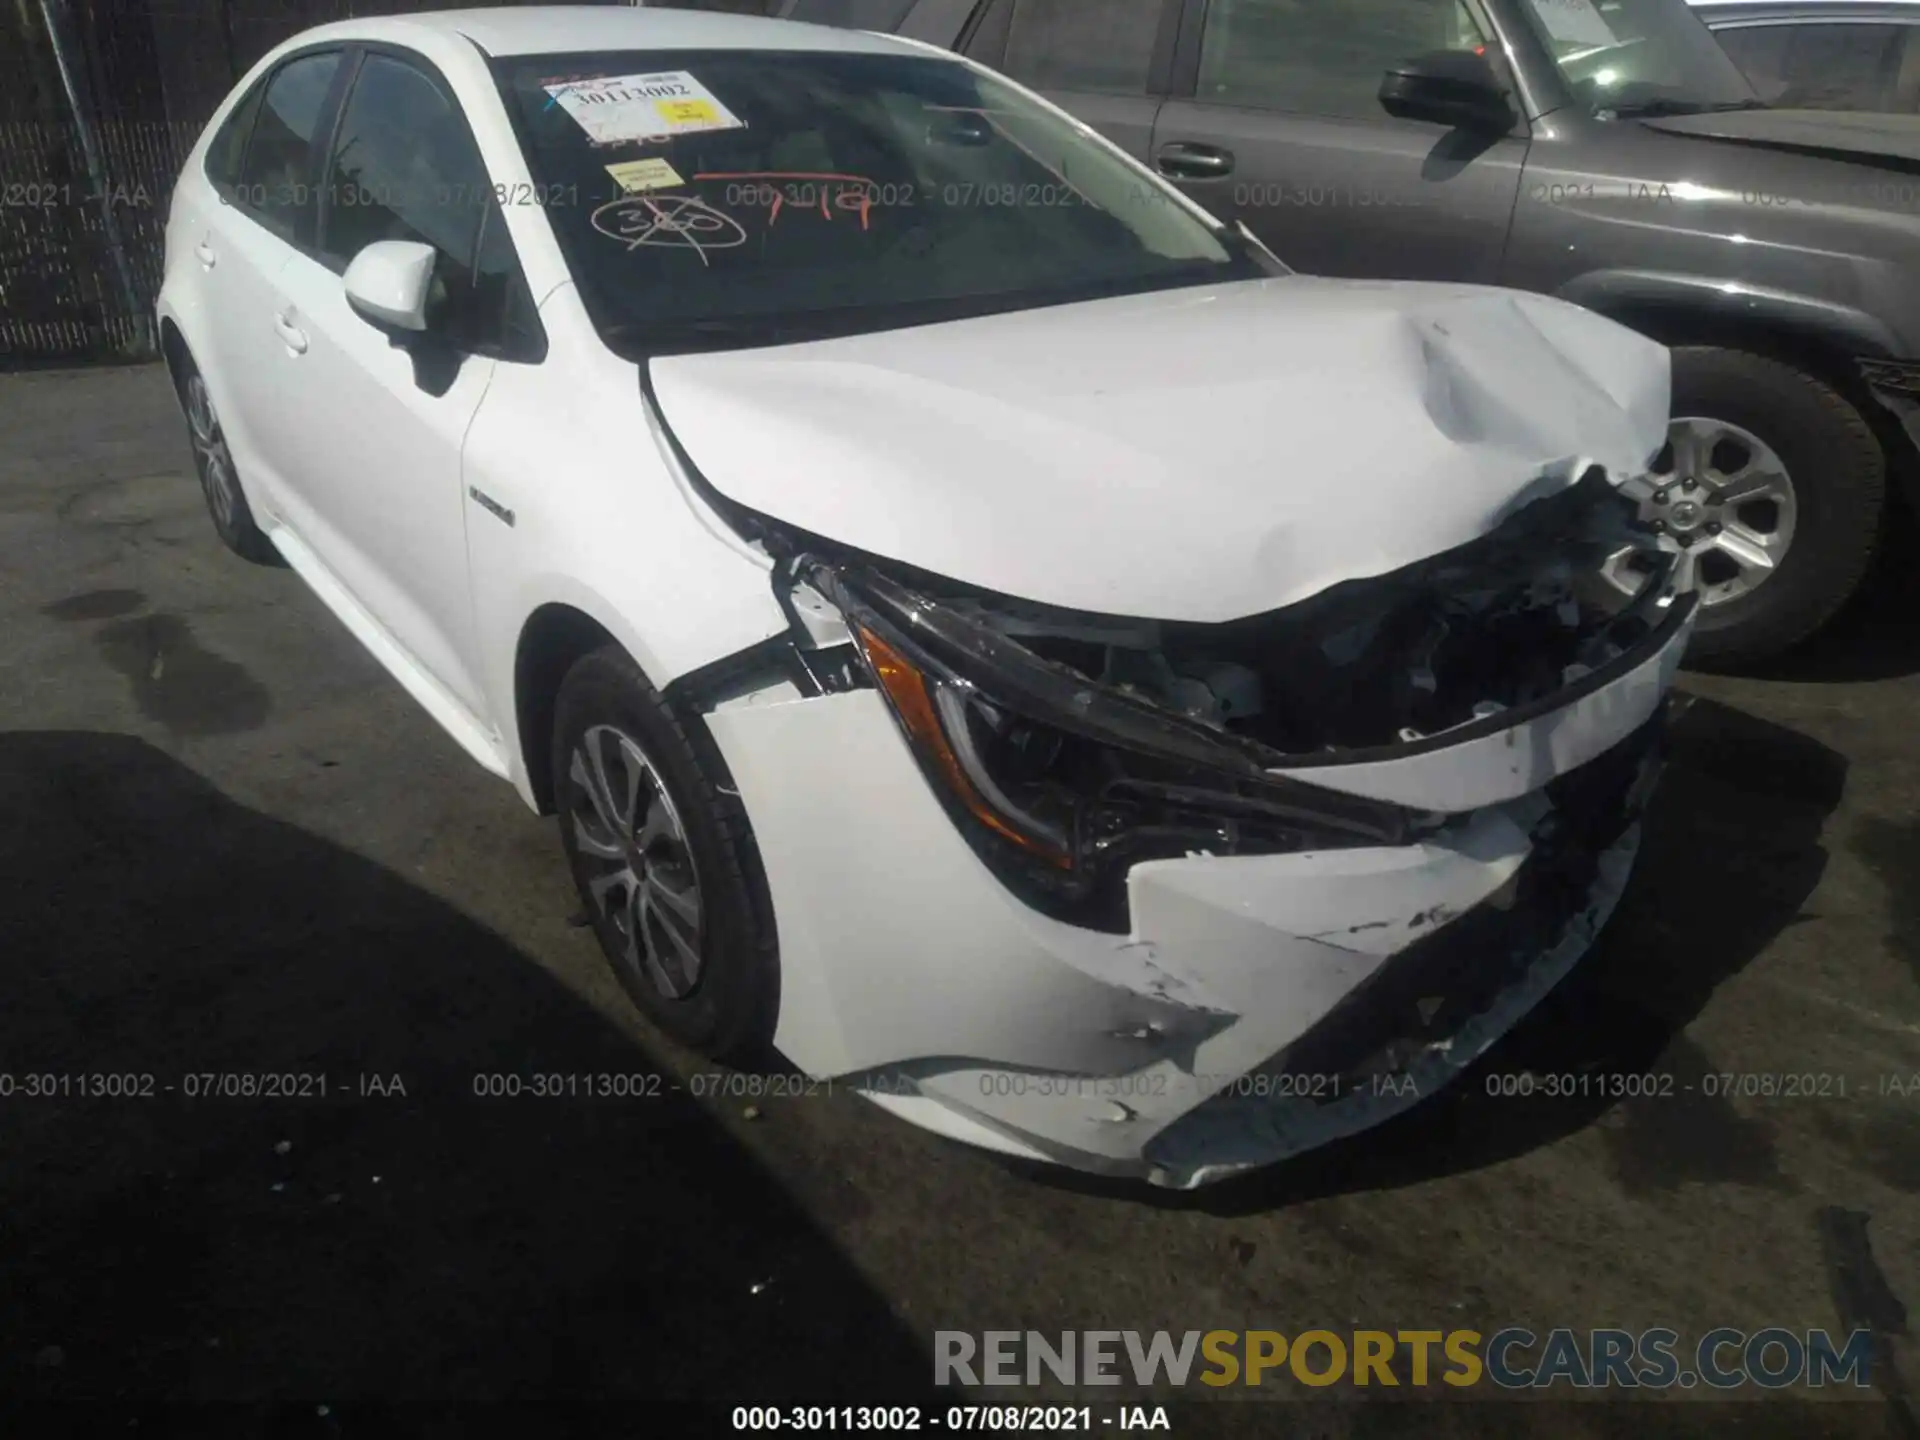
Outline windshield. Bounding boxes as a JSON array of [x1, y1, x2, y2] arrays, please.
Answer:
[[495, 49, 1265, 355], [1515, 0, 1761, 115]]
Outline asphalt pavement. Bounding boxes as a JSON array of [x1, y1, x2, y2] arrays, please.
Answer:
[[1, 363, 1916, 1439]]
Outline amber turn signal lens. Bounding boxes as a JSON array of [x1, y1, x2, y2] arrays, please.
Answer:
[[857, 624, 1072, 868]]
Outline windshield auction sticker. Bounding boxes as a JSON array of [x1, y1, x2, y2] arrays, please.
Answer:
[[605, 158, 685, 194], [544, 71, 745, 145]]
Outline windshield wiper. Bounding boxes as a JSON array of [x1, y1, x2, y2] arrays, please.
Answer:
[[1611, 97, 1769, 117], [638, 313, 856, 351]]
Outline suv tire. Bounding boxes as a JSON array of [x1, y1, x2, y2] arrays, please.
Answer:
[[1670, 347, 1884, 667]]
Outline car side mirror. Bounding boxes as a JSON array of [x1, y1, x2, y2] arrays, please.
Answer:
[[343, 239, 438, 334], [1379, 50, 1517, 132], [927, 112, 993, 147]]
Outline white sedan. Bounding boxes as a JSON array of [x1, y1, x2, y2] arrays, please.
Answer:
[[157, 4, 1692, 1188]]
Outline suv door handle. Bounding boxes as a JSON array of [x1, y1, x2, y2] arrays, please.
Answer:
[[193, 241, 216, 269], [1155, 142, 1234, 179], [273, 309, 309, 355]]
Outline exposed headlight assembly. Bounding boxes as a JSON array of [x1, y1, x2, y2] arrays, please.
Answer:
[[810, 564, 1412, 931]]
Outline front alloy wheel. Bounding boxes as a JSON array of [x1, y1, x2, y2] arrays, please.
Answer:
[[175, 359, 278, 564], [550, 644, 779, 1060], [566, 723, 705, 1000], [186, 374, 239, 532]]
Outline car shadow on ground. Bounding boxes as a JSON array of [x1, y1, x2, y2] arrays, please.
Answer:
[[1005, 694, 1846, 1217], [0, 732, 944, 1423]]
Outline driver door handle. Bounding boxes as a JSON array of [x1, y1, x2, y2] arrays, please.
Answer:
[[1155, 141, 1234, 179], [273, 309, 308, 355], [193, 241, 216, 269]]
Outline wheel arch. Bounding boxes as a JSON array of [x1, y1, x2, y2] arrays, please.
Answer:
[[1560, 272, 1915, 516], [156, 310, 239, 435], [513, 601, 619, 816], [158, 316, 191, 401], [519, 594, 786, 1059], [1563, 279, 1883, 387]]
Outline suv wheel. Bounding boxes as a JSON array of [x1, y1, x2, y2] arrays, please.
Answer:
[[1602, 347, 1885, 667], [551, 644, 779, 1061]]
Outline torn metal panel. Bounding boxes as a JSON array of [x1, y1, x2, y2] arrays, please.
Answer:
[[1144, 827, 1642, 1190], [851, 815, 1641, 1179], [1126, 802, 1537, 968]]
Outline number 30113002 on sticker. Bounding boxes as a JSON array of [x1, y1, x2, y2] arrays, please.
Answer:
[[544, 71, 744, 145]]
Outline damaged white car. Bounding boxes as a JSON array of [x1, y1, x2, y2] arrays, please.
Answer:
[[156, 7, 1692, 1186]]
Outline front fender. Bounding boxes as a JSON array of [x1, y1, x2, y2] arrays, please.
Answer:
[[463, 295, 792, 812], [495, 573, 770, 811]]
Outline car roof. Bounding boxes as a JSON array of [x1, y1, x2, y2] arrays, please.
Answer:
[[323, 4, 925, 59]]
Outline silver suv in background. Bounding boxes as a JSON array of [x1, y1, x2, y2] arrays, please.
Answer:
[[786, 0, 1920, 666], [1693, 0, 1920, 113]]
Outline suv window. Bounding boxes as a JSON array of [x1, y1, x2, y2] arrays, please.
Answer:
[[318, 51, 541, 360], [1196, 0, 1490, 120], [234, 50, 343, 239], [1715, 22, 1905, 110], [1001, 0, 1164, 95]]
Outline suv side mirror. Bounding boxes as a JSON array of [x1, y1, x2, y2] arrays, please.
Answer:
[[1379, 50, 1517, 132], [343, 239, 438, 334]]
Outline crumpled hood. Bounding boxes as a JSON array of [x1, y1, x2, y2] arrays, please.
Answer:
[[647, 276, 1669, 622], [1640, 107, 1920, 170]]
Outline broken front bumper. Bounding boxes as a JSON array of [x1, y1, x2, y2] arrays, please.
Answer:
[[703, 597, 1693, 1186]]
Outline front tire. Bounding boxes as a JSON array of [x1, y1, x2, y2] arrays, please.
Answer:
[[1659, 348, 1885, 667], [551, 645, 778, 1061]]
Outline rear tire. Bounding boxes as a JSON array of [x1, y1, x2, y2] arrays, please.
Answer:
[[1669, 347, 1884, 667], [551, 645, 779, 1062], [176, 359, 280, 566]]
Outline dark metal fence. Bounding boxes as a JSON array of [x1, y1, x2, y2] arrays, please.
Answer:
[[0, 0, 777, 369]]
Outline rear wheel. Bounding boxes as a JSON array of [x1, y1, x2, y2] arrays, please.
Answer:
[[1602, 347, 1885, 667], [178, 362, 279, 565], [551, 645, 779, 1061]]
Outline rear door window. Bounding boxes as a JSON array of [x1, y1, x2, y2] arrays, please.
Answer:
[[232, 50, 345, 242], [1000, 0, 1165, 94], [1195, 0, 1490, 120], [204, 84, 266, 199]]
